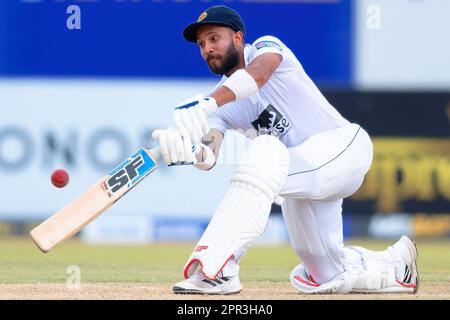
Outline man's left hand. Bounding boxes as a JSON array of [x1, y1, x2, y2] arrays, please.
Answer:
[[152, 127, 196, 166]]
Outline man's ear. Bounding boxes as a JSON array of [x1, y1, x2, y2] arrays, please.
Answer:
[[234, 31, 244, 47]]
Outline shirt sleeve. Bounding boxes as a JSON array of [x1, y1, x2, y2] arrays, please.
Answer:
[[248, 35, 286, 63], [206, 77, 230, 134], [208, 112, 229, 134]]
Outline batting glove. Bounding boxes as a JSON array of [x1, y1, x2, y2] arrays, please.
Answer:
[[152, 127, 198, 166], [173, 95, 218, 144]]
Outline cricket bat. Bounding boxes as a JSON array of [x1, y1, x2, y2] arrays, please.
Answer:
[[30, 147, 161, 253]]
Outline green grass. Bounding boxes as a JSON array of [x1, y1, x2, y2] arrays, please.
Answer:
[[0, 238, 449, 285]]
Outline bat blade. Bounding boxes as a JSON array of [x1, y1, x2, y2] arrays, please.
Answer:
[[30, 147, 159, 253]]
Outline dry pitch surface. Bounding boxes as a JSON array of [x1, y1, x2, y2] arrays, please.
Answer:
[[0, 238, 448, 300], [1, 282, 449, 300]]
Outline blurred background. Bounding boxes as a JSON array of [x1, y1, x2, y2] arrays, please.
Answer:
[[0, 0, 449, 246]]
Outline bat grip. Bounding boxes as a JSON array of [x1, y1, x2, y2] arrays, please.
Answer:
[[149, 146, 161, 160]]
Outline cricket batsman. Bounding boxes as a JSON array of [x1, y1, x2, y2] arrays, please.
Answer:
[[152, 5, 419, 295]]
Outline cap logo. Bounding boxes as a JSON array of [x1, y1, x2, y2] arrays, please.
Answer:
[[197, 12, 207, 22]]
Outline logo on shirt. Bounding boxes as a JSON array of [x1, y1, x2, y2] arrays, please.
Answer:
[[251, 104, 290, 138], [255, 41, 282, 52]]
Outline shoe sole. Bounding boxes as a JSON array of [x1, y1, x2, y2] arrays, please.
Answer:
[[401, 236, 419, 294], [411, 240, 419, 294], [172, 286, 242, 295]]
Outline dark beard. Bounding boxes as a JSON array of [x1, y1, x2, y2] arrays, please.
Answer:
[[206, 43, 240, 76]]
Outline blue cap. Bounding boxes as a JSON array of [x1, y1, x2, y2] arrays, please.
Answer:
[[183, 5, 245, 43]]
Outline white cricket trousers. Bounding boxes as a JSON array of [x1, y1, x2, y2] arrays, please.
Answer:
[[279, 123, 373, 284]]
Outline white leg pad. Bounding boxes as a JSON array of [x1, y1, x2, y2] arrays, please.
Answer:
[[291, 245, 417, 294], [184, 135, 289, 279], [290, 263, 355, 294], [345, 246, 418, 293]]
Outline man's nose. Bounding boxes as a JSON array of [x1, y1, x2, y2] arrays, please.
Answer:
[[204, 43, 215, 54]]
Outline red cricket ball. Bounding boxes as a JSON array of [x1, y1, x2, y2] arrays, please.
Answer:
[[51, 169, 70, 188]]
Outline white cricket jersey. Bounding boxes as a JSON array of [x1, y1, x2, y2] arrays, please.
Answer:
[[208, 35, 350, 148]]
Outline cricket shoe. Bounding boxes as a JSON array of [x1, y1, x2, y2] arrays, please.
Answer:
[[172, 271, 242, 295], [387, 235, 419, 294]]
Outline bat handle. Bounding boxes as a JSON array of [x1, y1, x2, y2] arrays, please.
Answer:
[[149, 146, 161, 160]]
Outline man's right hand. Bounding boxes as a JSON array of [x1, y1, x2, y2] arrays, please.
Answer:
[[152, 127, 196, 166]]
